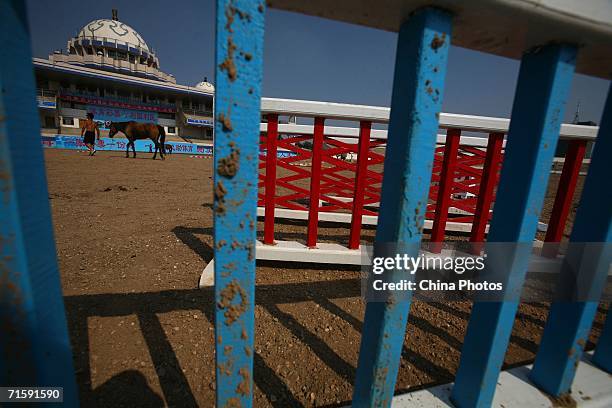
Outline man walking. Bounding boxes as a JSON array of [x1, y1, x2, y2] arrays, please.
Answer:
[[81, 112, 100, 156]]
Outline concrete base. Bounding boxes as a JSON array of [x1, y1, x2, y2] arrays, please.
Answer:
[[198, 240, 562, 287], [385, 353, 612, 407], [256, 207, 549, 233]]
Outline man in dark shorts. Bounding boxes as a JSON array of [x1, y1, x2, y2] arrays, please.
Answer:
[[81, 112, 100, 156]]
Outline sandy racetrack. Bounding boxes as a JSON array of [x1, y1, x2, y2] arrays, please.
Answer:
[[45, 149, 605, 407]]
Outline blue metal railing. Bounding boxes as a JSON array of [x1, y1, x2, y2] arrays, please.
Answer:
[[213, 1, 265, 406], [1, 0, 611, 407], [0, 0, 77, 403]]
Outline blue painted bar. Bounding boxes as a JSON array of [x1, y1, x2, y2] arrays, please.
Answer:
[[531, 84, 612, 395], [451, 43, 577, 408], [213, 0, 265, 406], [594, 307, 612, 373], [0, 0, 78, 402], [352, 8, 452, 406]]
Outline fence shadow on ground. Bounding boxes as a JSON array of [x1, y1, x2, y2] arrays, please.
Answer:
[[64, 282, 558, 407], [62, 225, 586, 407]]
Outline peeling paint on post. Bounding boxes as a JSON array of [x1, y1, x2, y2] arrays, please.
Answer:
[[214, 0, 265, 406], [352, 8, 452, 407], [0, 0, 77, 400], [451, 43, 577, 408]]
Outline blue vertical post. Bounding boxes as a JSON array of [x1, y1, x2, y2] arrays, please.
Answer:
[[352, 8, 452, 407], [530, 84, 612, 395], [451, 43, 577, 408], [593, 307, 612, 372], [214, 0, 265, 407], [0, 0, 77, 402]]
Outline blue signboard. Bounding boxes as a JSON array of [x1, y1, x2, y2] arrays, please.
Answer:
[[86, 105, 158, 129], [186, 118, 214, 127], [38, 100, 56, 109]]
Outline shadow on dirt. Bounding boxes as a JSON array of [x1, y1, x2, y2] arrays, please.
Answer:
[[63, 226, 581, 407]]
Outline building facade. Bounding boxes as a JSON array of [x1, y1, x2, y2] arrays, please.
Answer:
[[35, 10, 214, 141]]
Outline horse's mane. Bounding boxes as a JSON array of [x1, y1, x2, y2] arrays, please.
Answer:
[[111, 121, 132, 131]]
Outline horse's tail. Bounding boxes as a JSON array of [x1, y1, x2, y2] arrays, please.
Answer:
[[157, 125, 166, 154]]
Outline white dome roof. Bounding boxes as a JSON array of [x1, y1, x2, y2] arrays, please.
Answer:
[[195, 80, 215, 92], [77, 19, 149, 51]]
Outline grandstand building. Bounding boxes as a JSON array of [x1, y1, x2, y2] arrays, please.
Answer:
[[34, 9, 214, 141]]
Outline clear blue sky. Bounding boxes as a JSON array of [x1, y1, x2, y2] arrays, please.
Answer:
[[26, 0, 610, 123]]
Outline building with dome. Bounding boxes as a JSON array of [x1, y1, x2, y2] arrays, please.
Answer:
[[34, 9, 214, 140]]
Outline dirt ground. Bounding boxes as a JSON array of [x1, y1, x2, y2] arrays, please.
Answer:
[[44, 149, 606, 407]]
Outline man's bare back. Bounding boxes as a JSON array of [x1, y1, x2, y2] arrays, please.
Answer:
[[81, 113, 100, 156], [82, 118, 97, 132]]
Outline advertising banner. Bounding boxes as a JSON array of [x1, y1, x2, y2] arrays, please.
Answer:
[[86, 105, 158, 129], [41, 135, 212, 155]]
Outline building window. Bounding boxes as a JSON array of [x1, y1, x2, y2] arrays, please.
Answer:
[[158, 112, 175, 120], [62, 117, 74, 126], [43, 116, 56, 129], [167, 126, 176, 134]]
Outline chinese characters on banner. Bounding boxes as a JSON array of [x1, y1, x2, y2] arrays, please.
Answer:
[[86, 105, 158, 129]]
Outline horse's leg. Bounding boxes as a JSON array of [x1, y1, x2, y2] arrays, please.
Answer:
[[159, 140, 165, 160], [152, 139, 158, 160], [132, 141, 136, 158], [125, 141, 130, 158]]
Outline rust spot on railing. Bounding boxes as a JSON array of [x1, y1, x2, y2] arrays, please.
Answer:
[[236, 367, 251, 396], [374, 366, 389, 396], [215, 181, 228, 215], [547, 393, 577, 408], [219, 358, 234, 376], [218, 113, 233, 132], [218, 144, 240, 178], [218, 279, 248, 325], [246, 242, 254, 260], [0, 158, 12, 203], [219, 37, 238, 82], [431, 33, 446, 51], [224, 397, 242, 408], [0, 234, 33, 366]]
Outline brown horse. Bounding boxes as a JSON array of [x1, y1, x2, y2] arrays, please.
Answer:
[[108, 121, 166, 160]]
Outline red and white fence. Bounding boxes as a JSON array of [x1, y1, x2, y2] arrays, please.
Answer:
[[257, 98, 596, 250], [201, 98, 596, 287]]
